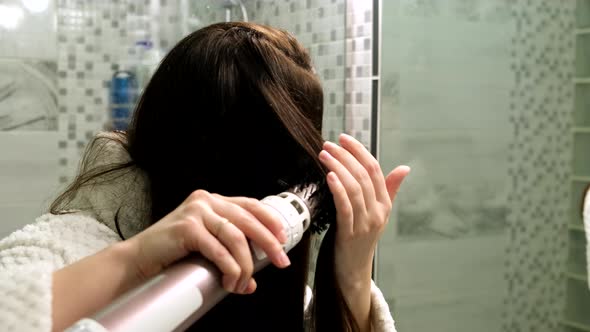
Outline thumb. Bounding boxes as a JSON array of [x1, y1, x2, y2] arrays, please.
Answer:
[[385, 165, 411, 201]]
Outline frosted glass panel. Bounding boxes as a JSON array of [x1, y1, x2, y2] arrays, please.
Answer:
[[0, 132, 59, 237], [377, 3, 511, 331], [377, 1, 574, 332]]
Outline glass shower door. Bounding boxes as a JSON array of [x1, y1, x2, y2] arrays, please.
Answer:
[[376, 1, 576, 332]]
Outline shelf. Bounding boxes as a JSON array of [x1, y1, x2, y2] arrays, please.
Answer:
[[566, 271, 588, 283], [572, 175, 590, 182], [573, 131, 590, 176], [575, 84, 590, 126], [562, 319, 590, 332], [571, 181, 589, 226], [569, 224, 586, 232], [574, 78, 590, 84], [576, 33, 590, 77], [577, 28, 590, 36], [576, 0, 590, 33]]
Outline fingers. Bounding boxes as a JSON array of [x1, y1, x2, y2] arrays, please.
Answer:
[[338, 133, 390, 204], [191, 192, 291, 295], [385, 165, 411, 201], [223, 196, 287, 242], [180, 190, 292, 295], [198, 207, 252, 294], [210, 196, 291, 269], [322, 140, 376, 210], [222, 196, 287, 242], [319, 148, 367, 224], [191, 216, 243, 293], [320, 134, 410, 237], [216, 221, 256, 294], [326, 171, 354, 235]]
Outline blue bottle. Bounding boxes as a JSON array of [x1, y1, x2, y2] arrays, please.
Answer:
[[109, 70, 137, 131]]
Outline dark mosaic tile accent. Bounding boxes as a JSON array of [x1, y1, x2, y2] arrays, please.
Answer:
[[503, 1, 574, 331]]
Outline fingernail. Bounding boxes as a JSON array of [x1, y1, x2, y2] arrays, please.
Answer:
[[327, 171, 336, 182], [278, 251, 291, 267], [324, 141, 339, 149], [319, 150, 331, 160], [250, 279, 258, 293]]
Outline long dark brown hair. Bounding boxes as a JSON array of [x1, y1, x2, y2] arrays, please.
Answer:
[[51, 22, 359, 331]]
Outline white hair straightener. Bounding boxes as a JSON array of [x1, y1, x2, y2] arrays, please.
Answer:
[[65, 185, 317, 332]]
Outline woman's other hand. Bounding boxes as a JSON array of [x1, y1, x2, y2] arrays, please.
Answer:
[[127, 190, 291, 295], [319, 133, 410, 330]]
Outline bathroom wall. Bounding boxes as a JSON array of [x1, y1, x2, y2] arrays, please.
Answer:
[[377, 1, 573, 332], [504, 2, 574, 331], [248, 0, 347, 142], [238, 0, 374, 146], [0, 0, 373, 236], [343, 0, 374, 148], [52, 0, 363, 182], [54, 0, 187, 185], [0, 0, 60, 237]]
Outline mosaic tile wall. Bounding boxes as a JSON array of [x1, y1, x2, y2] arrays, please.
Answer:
[[57, 0, 140, 182], [503, 1, 574, 331], [55, 0, 373, 182], [344, 0, 374, 148], [246, 0, 374, 147], [248, 0, 347, 143]]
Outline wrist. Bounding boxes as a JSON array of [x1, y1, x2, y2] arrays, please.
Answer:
[[336, 266, 372, 292], [108, 239, 145, 288], [338, 273, 372, 293]]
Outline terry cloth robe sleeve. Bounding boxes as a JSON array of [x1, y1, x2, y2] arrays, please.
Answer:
[[0, 213, 120, 331]]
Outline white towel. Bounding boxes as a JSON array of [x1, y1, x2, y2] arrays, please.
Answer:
[[583, 186, 590, 290]]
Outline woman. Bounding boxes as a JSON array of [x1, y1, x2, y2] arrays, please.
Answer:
[[0, 23, 409, 331]]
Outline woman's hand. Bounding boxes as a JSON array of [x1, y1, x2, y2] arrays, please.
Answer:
[[52, 191, 290, 330], [319, 133, 409, 330], [127, 190, 291, 295]]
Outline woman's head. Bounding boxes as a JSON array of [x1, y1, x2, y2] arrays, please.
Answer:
[[53, 22, 358, 331], [127, 22, 326, 221]]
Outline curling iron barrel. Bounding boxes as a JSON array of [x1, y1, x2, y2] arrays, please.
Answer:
[[65, 188, 315, 332]]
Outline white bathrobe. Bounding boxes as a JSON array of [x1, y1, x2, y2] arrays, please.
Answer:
[[0, 133, 397, 331]]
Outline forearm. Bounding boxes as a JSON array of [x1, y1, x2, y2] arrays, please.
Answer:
[[339, 266, 373, 332], [52, 241, 140, 331]]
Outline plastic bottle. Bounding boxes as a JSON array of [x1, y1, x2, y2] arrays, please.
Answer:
[[134, 40, 161, 94]]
